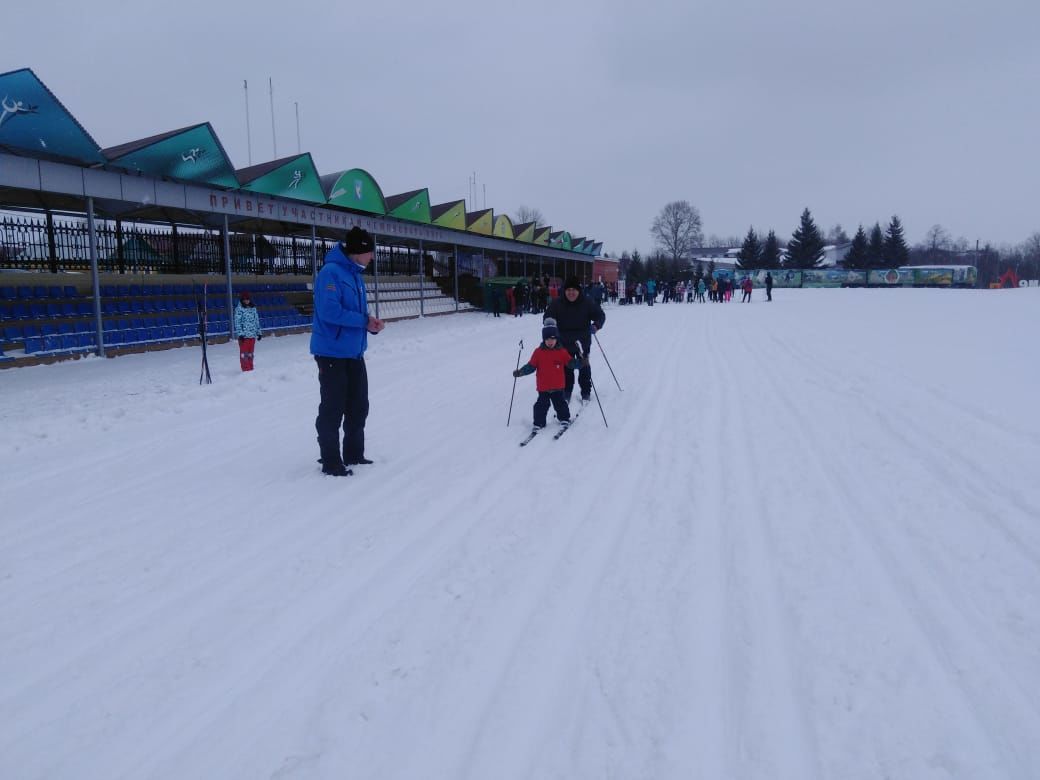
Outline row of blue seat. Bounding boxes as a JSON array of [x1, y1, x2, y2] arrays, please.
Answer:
[[1, 282, 309, 301], [1, 298, 296, 321]]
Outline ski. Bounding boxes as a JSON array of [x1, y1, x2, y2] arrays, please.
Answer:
[[553, 402, 585, 439], [519, 428, 543, 447]]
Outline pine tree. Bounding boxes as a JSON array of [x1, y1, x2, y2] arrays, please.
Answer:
[[843, 225, 870, 269], [883, 215, 910, 268], [628, 250, 644, 284], [785, 208, 825, 268], [736, 227, 762, 269], [867, 222, 885, 267], [760, 230, 782, 269]]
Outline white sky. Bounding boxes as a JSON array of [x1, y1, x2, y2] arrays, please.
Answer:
[[5, 0, 1039, 253]]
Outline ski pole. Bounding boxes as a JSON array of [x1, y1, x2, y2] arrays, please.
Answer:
[[589, 378, 608, 428], [575, 342, 608, 428], [593, 331, 622, 391], [507, 338, 524, 426]]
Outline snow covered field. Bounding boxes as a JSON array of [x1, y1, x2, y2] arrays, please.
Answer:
[[2, 287, 1039, 779]]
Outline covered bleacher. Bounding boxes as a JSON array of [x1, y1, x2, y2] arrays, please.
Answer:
[[0, 66, 604, 367]]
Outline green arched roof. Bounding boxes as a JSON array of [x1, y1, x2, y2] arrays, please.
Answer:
[[321, 168, 386, 214], [493, 214, 514, 239]]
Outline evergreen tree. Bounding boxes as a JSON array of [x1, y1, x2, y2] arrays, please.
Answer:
[[866, 222, 885, 267], [883, 215, 910, 268], [843, 225, 870, 269], [628, 250, 644, 284], [736, 226, 762, 269], [760, 230, 782, 269], [785, 208, 825, 268]]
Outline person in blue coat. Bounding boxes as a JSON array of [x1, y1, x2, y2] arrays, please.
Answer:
[[310, 226, 385, 476], [233, 290, 263, 371]]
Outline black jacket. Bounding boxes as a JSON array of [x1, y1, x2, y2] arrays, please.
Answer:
[[545, 292, 606, 353]]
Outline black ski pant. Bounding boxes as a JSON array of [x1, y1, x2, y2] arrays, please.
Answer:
[[315, 355, 369, 465], [562, 338, 592, 400], [766, 287, 772, 301], [533, 390, 570, 427]]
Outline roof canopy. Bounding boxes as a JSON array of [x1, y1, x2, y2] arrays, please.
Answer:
[[237, 153, 326, 203], [466, 209, 493, 235], [385, 188, 431, 223], [321, 168, 386, 214], [431, 200, 466, 230], [0, 68, 604, 256], [0, 68, 103, 165], [103, 123, 238, 188]]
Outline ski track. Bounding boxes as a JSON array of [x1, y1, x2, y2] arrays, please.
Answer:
[[739, 321, 1039, 777], [2, 293, 1039, 779]]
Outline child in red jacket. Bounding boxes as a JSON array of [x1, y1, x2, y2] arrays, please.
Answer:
[[512, 321, 584, 429]]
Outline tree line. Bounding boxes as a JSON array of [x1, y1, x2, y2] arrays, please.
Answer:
[[602, 200, 1038, 287]]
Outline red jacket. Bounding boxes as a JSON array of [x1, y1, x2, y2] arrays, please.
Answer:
[[524, 343, 579, 392]]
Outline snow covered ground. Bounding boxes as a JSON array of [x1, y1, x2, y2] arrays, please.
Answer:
[[2, 288, 1039, 779]]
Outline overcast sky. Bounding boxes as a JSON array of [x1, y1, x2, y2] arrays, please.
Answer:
[[6, 0, 1038, 254]]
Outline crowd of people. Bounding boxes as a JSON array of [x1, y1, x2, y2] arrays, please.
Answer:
[[490, 276, 618, 317], [628, 271, 773, 304]]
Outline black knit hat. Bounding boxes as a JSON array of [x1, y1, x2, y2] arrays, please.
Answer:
[[343, 226, 375, 255], [542, 324, 559, 340], [564, 276, 582, 291]]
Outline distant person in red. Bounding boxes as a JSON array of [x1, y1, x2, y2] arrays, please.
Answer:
[[741, 276, 753, 302], [512, 322, 583, 431], [505, 285, 516, 316]]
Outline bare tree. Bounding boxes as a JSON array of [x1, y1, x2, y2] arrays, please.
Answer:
[[826, 224, 850, 244], [924, 224, 951, 251], [514, 205, 545, 227], [651, 200, 703, 263]]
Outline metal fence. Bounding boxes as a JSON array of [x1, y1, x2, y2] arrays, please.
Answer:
[[0, 213, 344, 276]]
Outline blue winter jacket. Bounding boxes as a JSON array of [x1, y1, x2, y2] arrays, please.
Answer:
[[309, 243, 370, 359], [234, 303, 262, 338]]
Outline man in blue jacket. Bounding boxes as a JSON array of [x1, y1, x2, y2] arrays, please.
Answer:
[[311, 226, 385, 476]]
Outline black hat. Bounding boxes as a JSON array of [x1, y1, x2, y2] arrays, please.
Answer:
[[542, 324, 559, 340], [564, 276, 582, 291], [343, 226, 375, 255]]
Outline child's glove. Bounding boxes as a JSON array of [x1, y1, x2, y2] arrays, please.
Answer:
[[512, 369, 523, 378], [257, 333, 263, 340]]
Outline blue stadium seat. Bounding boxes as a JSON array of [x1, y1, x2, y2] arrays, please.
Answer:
[[48, 286, 63, 298], [0, 304, 11, 321], [40, 323, 57, 336], [60, 334, 78, 351], [22, 324, 39, 338], [33, 286, 48, 299], [76, 301, 93, 316], [42, 334, 61, 351], [30, 303, 46, 319], [46, 303, 61, 318], [1, 286, 16, 300], [17, 286, 32, 300], [129, 284, 141, 296], [58, 323, 74, 335], [24, 336, 42, 354], [2, 326, 20, 344], [12, 302, 28, 319], [117, 285, 130, 297], [60, 302, 75, 317], [63, 286, 78, 298]]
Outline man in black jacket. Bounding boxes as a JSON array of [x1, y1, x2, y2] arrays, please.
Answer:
[[544, 276, 606, 403]]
